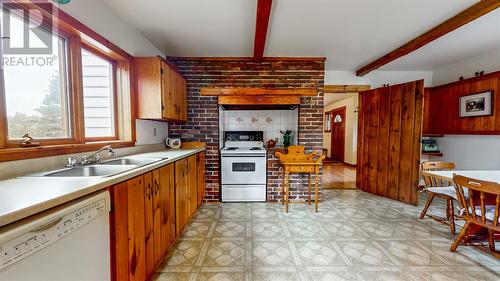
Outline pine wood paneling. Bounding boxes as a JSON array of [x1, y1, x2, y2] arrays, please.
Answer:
[[126, 176, 146, 281], [143, 172, 154, 275], [424, 72, 500, 135], [159, 164, 175, 256], [357, 80, 423, 205]]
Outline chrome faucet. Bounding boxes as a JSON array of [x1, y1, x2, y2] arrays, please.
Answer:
[[80, 145, 115, 165]]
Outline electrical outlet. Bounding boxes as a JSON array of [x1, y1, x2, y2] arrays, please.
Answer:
[[153, 127, 157, 137]]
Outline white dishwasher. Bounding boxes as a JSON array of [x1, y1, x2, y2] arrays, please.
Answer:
[[0, 191, 111, 281]]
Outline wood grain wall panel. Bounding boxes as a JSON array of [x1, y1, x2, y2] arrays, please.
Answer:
[[424, 72, 500, 135], [398, 82, 416, 203], [376, 87, 391, 197], [367, 89, 381, 194], [387, 85, 403, 201], [357, 81, 423, 205], [410, 81, 424, 205]]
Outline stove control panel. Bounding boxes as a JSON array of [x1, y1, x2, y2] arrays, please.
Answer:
[[225, 131, 263, 142], [0, 197, 108, 271]]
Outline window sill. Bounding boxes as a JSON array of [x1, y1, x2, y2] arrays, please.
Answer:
[[0, 141, 135, 162]]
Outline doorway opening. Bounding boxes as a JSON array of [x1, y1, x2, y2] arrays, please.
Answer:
[[323, 91, 359, 189]]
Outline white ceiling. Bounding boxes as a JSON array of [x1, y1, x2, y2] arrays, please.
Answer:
[[382, 8, 500, 71], [102, 0, 500, 71], [325, 92, 357, 107], [103, 0, 257, 56]]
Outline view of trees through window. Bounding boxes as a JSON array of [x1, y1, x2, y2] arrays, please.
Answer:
[[7, 73, 69, 139], [2, 8, 70, 140]]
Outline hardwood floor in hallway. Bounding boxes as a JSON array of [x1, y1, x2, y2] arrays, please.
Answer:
[[323, 163, 357, 189]]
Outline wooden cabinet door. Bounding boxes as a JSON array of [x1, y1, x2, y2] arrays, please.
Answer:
[[187, 155, 198, 216], [143, 172, 155, 276], [179, 75, 188, 121], [159, 164, 175, 257], [196, 152, 206, 207], [151, 169, 162, 267], [175, 159, 188, 235], [126, 176, 147, 281], [161, 62, 176, 120]]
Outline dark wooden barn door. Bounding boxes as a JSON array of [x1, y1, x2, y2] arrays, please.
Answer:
[[330, 107, 346, 162], [356, 80, 424, 205]]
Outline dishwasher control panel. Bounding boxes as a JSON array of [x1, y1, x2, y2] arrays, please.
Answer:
[[0, 197, 108, 271]]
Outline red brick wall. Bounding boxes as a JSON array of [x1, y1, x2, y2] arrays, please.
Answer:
[[168, 58, 325, 202]]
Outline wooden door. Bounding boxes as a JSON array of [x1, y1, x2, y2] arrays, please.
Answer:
[[197, 152, 206, 207], [159, 164, 175, 256], [151, 169, 162, 266], [330, 107, 346, 162], [161, 62, 176, 120], [126, 176, 146, 281], [143, 172, 155, 276], [179, 75, 188, 121], [187, 155, 198, 216], [175, 159, 188, 235], [356, 80, 424, 205]]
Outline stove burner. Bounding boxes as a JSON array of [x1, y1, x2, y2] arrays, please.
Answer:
[[226, 147, 238, 150], [250, 147, 262, 150]]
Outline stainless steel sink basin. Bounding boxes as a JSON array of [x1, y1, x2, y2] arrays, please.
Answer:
[[29, 165, 137, 178], [102, 157, 164, 167]]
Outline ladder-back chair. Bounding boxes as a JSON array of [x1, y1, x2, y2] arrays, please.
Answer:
[[420, 162, 457, 234], [451, 175, 500, 254]]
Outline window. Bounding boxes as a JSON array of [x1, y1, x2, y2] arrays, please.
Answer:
[[2, 9, 71, 141], [81, 49, 117, 139], [0, 2, 134, 161]]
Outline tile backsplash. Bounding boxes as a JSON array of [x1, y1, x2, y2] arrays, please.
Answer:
[[220, 109, 299, 146]]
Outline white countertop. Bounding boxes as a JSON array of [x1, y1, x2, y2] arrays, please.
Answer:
[[0, 148, 204, 228]]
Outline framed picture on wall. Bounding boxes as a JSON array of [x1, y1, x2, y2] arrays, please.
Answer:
[[459, 91, 494, 118], [324, 111, 331, 132]]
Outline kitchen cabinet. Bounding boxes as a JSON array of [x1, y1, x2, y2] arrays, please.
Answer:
[[197, 152, 206, 207], [135, 57, 187, 122], [109, 175, 146, 281], [109, 152, 204, 281], [175, 155, 199, 235]]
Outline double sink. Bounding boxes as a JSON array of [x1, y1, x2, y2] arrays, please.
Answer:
[[25, 157, 166, 178]]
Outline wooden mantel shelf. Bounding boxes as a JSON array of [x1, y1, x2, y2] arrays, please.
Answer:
[[200, 87, 317, 96]]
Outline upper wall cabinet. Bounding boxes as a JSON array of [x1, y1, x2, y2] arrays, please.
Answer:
[[135, 57, 187, 122], [423, 72, 500, 135]]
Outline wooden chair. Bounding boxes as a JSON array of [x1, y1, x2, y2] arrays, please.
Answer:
[[451, 175, 500, 254], [420, 162, 457, 234]]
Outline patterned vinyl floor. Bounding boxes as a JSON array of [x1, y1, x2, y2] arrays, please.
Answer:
[[153, 190, 500, 281]]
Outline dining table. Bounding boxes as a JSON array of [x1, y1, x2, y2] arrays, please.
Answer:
[[421, 170, 500, 245], [421, 170, 500, 184]]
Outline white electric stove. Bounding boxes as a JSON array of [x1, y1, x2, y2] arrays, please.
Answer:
[[221, 131, 267, 202]]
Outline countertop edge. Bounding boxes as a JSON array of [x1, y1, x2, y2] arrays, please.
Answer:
[[0, 147, 205, 228]]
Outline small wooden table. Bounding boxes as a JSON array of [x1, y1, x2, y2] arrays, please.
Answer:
[[276, 146, 325, 213]]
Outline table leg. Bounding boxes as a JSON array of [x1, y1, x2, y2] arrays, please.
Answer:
[[281, 169, 285, 206], [308, 174, 312, 205], [285, 171, 290, 213], [314, 171, 319, 213]]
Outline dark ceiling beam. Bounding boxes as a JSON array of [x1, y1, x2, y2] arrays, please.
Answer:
[[356, 0, 500, 77], [253, 0, 273, 60]]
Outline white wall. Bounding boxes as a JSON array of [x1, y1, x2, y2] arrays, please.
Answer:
[[433, 47, 500, 86], [437, 136, 500, 170], [58, 0, 168, 145], [323, 95, 358, 165], [325, 70, 434, 88]]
